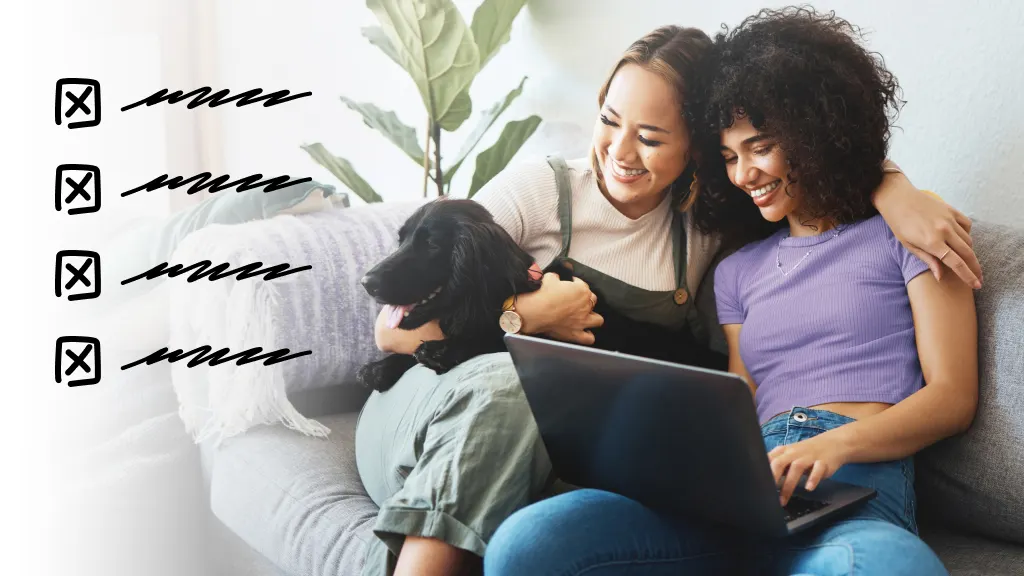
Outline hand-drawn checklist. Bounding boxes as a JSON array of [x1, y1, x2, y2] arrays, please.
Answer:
[[54, 80, 319, 387]]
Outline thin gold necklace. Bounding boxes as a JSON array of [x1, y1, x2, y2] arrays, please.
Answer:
[[776, 227, 845, 276]]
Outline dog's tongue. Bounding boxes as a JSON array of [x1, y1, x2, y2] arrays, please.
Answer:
[[385, 303, 416, 329]]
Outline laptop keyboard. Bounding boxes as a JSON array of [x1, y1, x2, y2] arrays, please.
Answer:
[[782, 494, 829, 522]]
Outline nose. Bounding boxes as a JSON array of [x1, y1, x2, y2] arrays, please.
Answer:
[[732, 156, 759, 188], [361, 274, 379, 297], [609, 130, 638, 165]]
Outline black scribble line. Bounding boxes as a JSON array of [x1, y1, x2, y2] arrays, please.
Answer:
[[121, 260, 311, 285], [121, 173, 312, 197], [121, 345, 312, 370], [120, 87, 312, 111]]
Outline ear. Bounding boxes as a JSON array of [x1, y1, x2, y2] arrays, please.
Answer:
[[446, 221, 534, 333]]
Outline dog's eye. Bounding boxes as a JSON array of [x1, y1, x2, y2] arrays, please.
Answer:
[[414, 229, 439, 250]]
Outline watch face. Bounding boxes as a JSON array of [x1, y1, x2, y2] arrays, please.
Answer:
[[499, 310, 522, 334]]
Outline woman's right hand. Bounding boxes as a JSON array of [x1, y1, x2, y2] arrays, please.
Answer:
[[515, 273, 604, 345]]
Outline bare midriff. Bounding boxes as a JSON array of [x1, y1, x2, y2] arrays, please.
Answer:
[[800, 401, 893, 421]]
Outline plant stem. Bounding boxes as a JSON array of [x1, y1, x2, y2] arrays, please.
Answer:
[[432, 122, 444, 197], [422, 118, 432, 198]]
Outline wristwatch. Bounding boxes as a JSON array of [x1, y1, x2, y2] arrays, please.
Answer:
[[499, 294, 523, 334]]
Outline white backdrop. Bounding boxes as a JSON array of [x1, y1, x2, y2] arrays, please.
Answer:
[[212, 0, 1024, 226]]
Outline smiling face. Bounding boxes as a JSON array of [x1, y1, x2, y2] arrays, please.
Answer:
[[593, 63, 691, 219], [719, 114, 804, 227]]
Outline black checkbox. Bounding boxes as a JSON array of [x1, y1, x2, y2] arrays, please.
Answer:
[[56, 250, 101, 301], [55, 164, 101, 215], [55, 78, 102, 129], [55, 336, 102, 387]]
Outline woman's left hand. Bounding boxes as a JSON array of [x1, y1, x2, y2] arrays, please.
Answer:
[[767, 433, 851, 506], [876, 174, 983, 288]]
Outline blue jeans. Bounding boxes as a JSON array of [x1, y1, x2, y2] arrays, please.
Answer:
[[485, 407, 948, 576]]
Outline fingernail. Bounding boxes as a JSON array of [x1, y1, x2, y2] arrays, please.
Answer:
[[975, 281, 982, 289]]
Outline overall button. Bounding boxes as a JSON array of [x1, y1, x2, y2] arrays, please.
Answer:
[[563, 260, 574, 272], [674, 288, 689, 305], [792, 412, 808, 423]]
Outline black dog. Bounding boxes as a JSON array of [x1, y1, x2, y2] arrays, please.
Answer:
[[358, 199, 542, 392]]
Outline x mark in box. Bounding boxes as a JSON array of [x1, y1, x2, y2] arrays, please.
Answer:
[[55, 336, 101, 387], [55, 164, 101, 215], [55, 78, 101, 129], [56, 250, 101, 301]]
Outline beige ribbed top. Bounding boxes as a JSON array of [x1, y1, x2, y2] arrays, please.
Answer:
[[473, 157, 719, 294]]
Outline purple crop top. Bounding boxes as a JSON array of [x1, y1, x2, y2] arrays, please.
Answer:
[[715, 215, 931, 424]]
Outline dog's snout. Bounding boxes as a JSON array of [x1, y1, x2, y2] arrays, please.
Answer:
[[361, 274, 379, 296]]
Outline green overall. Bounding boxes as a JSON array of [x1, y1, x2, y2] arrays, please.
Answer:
[[355, 156, 712, 576], [543, 155, 704, 365]]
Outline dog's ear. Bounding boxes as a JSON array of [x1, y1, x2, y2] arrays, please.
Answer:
[[446, 220, 534, 334]]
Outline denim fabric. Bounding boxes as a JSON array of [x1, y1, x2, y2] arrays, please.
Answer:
[[760, 407, 917, 534], [484, 408, 948, 576]]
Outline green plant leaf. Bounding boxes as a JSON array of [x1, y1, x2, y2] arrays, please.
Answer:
[[301, 143, 383, 203], [361, 26, 403, 69], [366, 0, 480, 132], [339, 96, 426, 167], [444, 76, 528, 185], [470, 0, 528, 69], [467, 115, 541, 198], [442, 89, 473, 134]]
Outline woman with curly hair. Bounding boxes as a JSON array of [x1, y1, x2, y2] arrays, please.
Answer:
[[484, 8, 976, 575]]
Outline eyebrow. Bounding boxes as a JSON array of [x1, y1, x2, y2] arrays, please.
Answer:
[[720, 134, 774, 151], [605, 105, 671, 134]]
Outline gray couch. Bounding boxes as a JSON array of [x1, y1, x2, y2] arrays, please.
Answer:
[[169, 203, 1024, 575]]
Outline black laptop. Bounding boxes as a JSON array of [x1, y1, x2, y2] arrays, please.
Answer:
[[504, 333, 875, 537]]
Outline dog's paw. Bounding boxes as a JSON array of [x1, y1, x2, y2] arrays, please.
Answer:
[[357, 355, 418, 392], [413, 341, 457, 374], [356, 361, 391, 392]]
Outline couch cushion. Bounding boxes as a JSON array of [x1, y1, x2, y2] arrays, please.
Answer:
[[916, 221, 1024, 544], [921, 524, 1024, 576], [205, 412, 378, 576], [169, 201, 422, 442]]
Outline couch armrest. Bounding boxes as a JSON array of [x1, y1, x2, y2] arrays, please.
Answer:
[[167, 201, 422, 444]]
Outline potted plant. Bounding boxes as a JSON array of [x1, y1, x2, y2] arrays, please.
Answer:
[[303, 0, 542, 202]]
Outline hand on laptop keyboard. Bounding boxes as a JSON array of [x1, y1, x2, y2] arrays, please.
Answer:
[[782, 493, 829, 522]]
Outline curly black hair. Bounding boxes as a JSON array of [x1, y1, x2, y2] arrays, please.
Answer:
[[687, 7, 904, 247]]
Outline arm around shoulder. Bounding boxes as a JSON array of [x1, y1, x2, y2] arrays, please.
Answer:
[[871, 164, 983, 288]]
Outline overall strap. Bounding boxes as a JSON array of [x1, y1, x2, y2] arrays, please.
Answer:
[[671, 209, 688, 290], [546, 154, 573, 258]]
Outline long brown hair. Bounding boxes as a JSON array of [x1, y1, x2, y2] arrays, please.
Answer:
[[590, 25, 712, 212]]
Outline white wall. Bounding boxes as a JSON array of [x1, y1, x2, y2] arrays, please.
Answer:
[[212, 0, 1024, 226]]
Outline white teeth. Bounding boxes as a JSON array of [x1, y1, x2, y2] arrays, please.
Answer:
[[751, 180, 781, 198], [613, 164, 647, 177], [417, 286, 443, 306]]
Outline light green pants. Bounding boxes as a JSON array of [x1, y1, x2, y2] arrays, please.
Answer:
[[355, 352, 555, 576]]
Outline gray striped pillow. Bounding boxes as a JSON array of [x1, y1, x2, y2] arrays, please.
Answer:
[[168, 201, 423, 443]]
